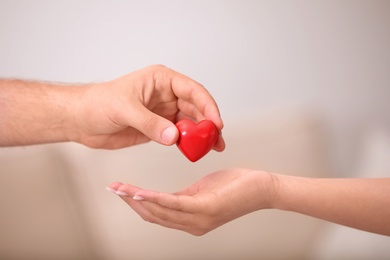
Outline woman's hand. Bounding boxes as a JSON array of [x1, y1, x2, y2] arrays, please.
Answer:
[[107, 169, 277, 236]]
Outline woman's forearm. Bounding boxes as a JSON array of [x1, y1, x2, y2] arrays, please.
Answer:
[[273, 173, 390, 235]]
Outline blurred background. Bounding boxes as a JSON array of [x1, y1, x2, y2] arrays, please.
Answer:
[[0, 1, 389, 259]]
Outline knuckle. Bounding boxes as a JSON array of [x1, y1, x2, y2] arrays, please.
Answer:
[[147, 64, 167, 74], [157, 211, 170, 222], [151, 64, 166, 70], [140, 214, 156, 224], [142, 116, 159, 132], [189, 227, 208, 236]]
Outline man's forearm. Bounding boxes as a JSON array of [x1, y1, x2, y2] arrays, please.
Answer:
[[0, 79, 81, 146]]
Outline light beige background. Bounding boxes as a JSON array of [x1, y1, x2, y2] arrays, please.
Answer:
[[0, 1, 389, 259]]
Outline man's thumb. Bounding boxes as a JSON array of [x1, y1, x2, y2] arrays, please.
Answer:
[[130, 106, 178, 145], [160, 124, 178, 145]]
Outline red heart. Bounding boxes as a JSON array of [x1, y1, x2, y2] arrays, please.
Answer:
[[175, 119, 219, 162]]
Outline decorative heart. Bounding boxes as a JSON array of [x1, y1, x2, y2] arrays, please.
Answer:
[[175, 119, 219, 162]]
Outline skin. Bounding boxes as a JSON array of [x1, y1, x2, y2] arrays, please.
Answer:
[[3, 64, 388, 237], [0, 64, 225, 150], [108, 169, 390, 236]]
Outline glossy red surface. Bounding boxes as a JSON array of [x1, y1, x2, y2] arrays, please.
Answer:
[[175, 119, 218, 162]]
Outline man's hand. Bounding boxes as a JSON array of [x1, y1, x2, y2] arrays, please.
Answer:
[[0, 65, 225, 150]]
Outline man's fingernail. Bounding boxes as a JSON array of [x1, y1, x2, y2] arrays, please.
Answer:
[[161, 126, 176, 145]]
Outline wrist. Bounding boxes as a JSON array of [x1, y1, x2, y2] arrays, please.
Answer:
[[251, 170, 281, 210], [269, 173, 306, 212], [61, 84, 92, 144]]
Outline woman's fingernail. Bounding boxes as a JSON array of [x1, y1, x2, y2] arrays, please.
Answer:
[[115, 190, 128, 196], [133, 195, 145, 201], [161, 126, 176, 145], [106, 187, 116, 193]]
